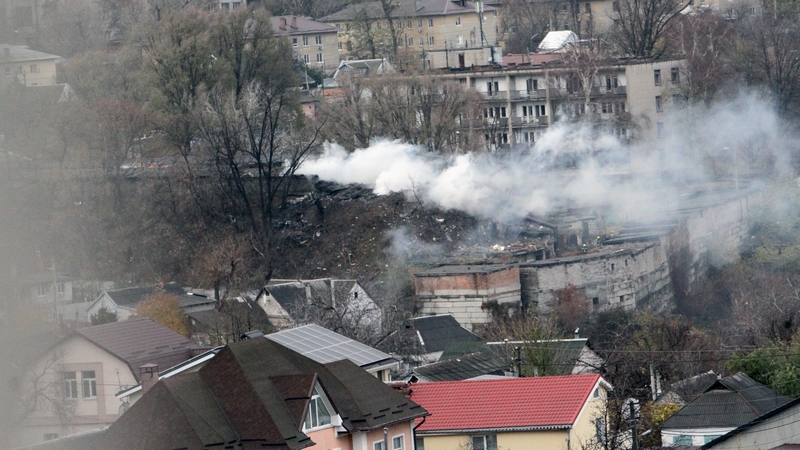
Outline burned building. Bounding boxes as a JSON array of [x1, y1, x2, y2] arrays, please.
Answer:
[[414, 264, 521, 331]]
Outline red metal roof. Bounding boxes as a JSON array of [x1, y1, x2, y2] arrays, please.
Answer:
[[410, 374, 602, 432]]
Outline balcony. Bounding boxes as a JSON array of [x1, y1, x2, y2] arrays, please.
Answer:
[[512, 115, 548, 126]]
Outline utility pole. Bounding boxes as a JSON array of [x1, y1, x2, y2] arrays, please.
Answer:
[[629, 400, 638, 450], [515, 346, 522, 377]]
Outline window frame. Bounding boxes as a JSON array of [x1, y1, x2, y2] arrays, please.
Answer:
[[61, 371, 78, 399], [82, 370, 97, 399], [653, 69, 662, 86], [303, 385, 333, 431], [655, 95, 663, 112], [455, 16, 462, 25], [470, 435, 497, 450], [392, 435, 405, 450]]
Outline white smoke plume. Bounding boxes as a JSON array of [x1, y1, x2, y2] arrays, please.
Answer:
[[299, 91, 795, 223]]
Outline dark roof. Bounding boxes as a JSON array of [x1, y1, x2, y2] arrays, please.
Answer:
[[440, 341, 490, 360], [77, 318, 203, 381], [266, 324, 396, 370], [407, 315, 480, 353], [16, 427, 105, 450], [270, 16, 337, 35], [662, 373, 792, 430], [90, 339, 427, 450], [414, 264, 516, 277], [263, 279, 359, 315], [661, 371, 719, 404], [103, 282, 187, 307], [321, 0, 495, 21], [701, 397, 800, 449], [414, 352, 507, 381]]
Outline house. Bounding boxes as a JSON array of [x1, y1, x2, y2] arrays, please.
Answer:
[[323, 58, 395, 97], [271, 16, 340, 73], [15, 318, 204, 447], [660, 372, 792, 447], [486, 338, 604, 376], [87, 337, 428, 450], [404, 314, 481, 364], [414, 264, 521, 331], [655, 370, 720, 406], [116, 323, 400, 408], [703, 396, 800, 450], [257, 278, 382, 335], [187, 296, 274, 346], [320, 0, 499, 70], [410, 374, 612, 450], [17, 271, 73, 304], [0, 45, 61, 86], [85, 282, 215, 322], [266, 324, 400, 381], [537, 31, 578, 53]]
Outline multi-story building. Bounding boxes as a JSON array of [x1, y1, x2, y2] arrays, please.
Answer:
[[270, 16, 340, 74], [320, 0, 500, 70], [0, 44, 60, 86], [434, 50, 685, 159]]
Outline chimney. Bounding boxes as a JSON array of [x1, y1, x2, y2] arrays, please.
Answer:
[[279, 17, 287, 30], [291, 16, 297, 29], [140, 364, 159, 394]]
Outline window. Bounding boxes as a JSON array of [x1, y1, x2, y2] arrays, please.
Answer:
[[316, 53, 323, 63], [396, 20, 402, 28], [457, 34, 464, 45], [303, 54, 310, 64], [471, 435, 497, 450], [595, 418, 606, 444], [593, 387, 602, 399], [418, 19, 423, 28], [37, 285, 47, 297], [62, 372, 78, 399], [315, 35, 322, 45], [593, 297, 599, 305], [428, 18, 434, 27], [407, 37, 414, 46], [415, 438, 425, 450], [617, 102, 626, 113], [671, 67, 680, 83], [419, 37, 424, 47], [657, 122, 664, 137], [619, 295, 624, 302], [302, 36, 309, 46], [606, 75, 618, 90], [338, 41, 342, 51], [602, 102, 612, 113], [305, 386, 332, 429], [611, 263, 615, 271], [455, 16, 461, 25], [82, 370, 97, 398], [674, 435, 692, 446], [57, 283, 65, 293], [612, 1, 619, 10], [653, 69, 661, 85], [407, 19, 412, 29], [536, 104, 546, 116], [292, 37, 298, 47], [346, 41, 353, 51], [428, 36, 434, 45], [392, 436, 404, 450], [29, 64, 36, 74], [585, 2, 591, 12], [655, 96, 663, 112]]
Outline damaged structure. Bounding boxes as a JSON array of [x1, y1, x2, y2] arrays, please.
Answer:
[[414, 187, 756, 327]]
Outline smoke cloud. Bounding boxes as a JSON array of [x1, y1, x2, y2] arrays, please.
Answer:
[[299, 91, 796, 224]]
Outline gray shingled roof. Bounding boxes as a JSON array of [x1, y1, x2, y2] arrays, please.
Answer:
[[414, 352, 507, 381], [321, 0, 495, 21], [662, 373, 792, 430], [270, 16, 338, 35], [77, 318, 203, 380], [104, 282, 187, 307], [89, 339, 427, 450], [408, 314, 480, 353]]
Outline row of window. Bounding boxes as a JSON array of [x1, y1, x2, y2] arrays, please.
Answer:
[[292, 35, 324, 47], [653, 67, 680, 86], [374, 435, 405, 450], [337, 16, 466, 33], [300, 53, 325, 64], [3, 64, 38, 77], [62, 371, 96, 399]]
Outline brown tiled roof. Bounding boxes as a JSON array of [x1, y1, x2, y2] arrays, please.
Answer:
[[77, 318, 202, 380], [91, 338, 427, 449]]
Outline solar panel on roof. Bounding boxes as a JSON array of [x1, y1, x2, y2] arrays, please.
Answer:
[[266, 324, 392, 367]]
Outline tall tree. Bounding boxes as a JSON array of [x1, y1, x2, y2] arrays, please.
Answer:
[[611, 0, 690, 57]]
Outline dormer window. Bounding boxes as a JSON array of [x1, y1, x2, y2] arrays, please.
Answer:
[[304, 385, 332, 430]]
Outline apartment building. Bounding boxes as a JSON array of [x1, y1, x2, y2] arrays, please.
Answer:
[[270, 16, 340, 74], [434, 51, 685, 155], [321, 0, 499, 70], [0, 44, 60, 86]]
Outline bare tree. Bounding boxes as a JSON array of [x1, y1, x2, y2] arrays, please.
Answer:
[[611, 0, 690, 57]]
